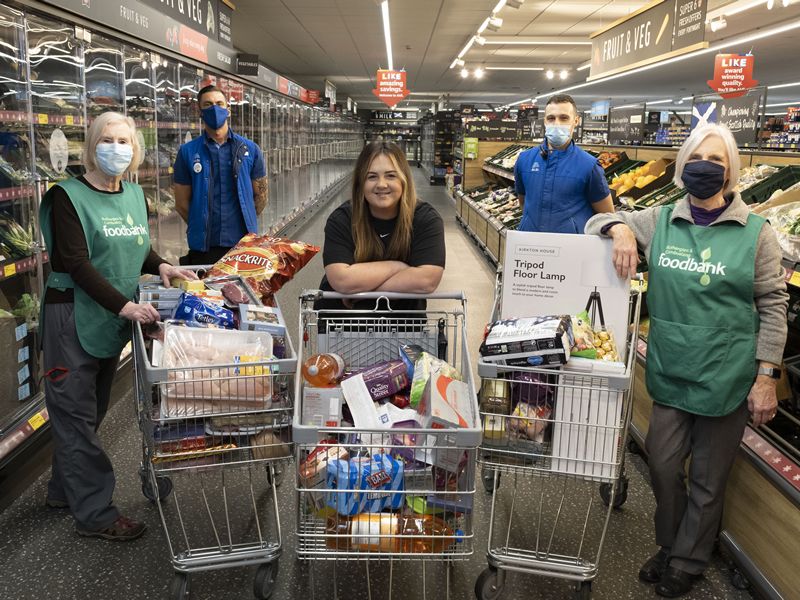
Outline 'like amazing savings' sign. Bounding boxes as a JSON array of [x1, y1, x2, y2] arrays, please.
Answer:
[[707, 53, 758, 99], [373, 70, 410, 108]]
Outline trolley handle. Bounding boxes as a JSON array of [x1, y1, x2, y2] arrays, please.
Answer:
[[301, 289, 467, 302]]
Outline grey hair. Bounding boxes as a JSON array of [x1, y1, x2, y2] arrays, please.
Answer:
[[673, 123, 739, 196], [83, 111, 142, 175]]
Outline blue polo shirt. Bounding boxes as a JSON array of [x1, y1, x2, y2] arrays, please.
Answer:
[[514, 141, 609, 234], [174, 130, 247, 248]]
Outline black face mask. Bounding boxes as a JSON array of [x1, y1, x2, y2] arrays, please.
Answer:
[[681, 160, 726, 200]]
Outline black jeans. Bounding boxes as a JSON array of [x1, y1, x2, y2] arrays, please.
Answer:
[[179, 246, 231, 267]]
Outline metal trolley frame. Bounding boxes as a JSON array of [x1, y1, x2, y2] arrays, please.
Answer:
[[132, 290, 297, 600], [475, 271, 642, 600], [293, 291, 481, 599]]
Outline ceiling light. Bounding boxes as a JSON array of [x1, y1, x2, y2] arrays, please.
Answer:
[[614, 103, 642, 109], [506, 0, 524, 7], [485, 66, 544, 71], [647, 99, 673, 105], [766, 101, 800, 107], [483, 38, 592, 45], [767, 0, 775, 8], [475, 35, 487, 45], [474, 67, 485, 79], [719, 0, 767, 17], [449, 58, 459, 69], [783, 0, 791, 6], [477, 17, 491, 34], [546, 69, 554, 79], [769, 80, 800, 89], [577, 62, 591, 71], [710, 17, 727, 32], [681, 95, 694, 100], [457, 36, 476, 59], [559, 69, 568, 80], [381, 1, 393, 71], [455, 58, 465, 67], [676, 99, 684, 104], [141, 59, 148, 69], [493, 0, 507, 12], [461, 68, 469, 78], [487, 17, 503, 32]]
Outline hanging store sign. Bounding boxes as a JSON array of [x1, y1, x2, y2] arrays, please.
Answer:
[[236, 54, 259, 76], [589, 0, 707, 81], [609, 107, 645, 144], [373, 70, 410, 108], [690, 93, 762, 145], [707, 53, 758, 99], [308, 90, 321, 104]]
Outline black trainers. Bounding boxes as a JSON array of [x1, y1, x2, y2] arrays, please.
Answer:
[[639, 548, 670, 583], [655, 566, 700, 598], [45, 497, 69, 509], [76, 515, 147, 541]]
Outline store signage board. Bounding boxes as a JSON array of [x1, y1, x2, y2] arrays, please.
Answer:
[[373, 70, 410, 108], [308, 90, 321, 104], [501, 231, 631, 363], [590, 100, 610, 120], [690, 92, 762, 145], [237, 54, 259, 76], [707, 53, 758, 99], [464, 137, 479, 159], [589, 0, 708, 81], [609, 107, 645, 144]]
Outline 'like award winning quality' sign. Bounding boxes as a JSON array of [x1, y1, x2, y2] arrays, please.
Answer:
[[707, 53, 758, 99]]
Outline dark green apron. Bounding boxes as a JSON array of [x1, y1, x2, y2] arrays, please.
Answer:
[[645, 204, 764, 416], [40, 178, 150, 358]]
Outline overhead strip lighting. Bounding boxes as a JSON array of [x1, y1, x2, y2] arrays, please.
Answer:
[[457, 36, 476, 59], [485, 66, 544, 71], [766, 101, 800, 107], [381, 0, 393, 71], [493, 0, 507, 12], [523, 17, 800, 104], [577, 62, 591, 71], [614, 103, 643, 109], [769, 80, 800, 89], [482, 39, 592, 45], [646, 99, 673, 105]]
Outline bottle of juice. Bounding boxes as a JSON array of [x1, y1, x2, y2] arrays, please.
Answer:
[[324, 513, 460, 553], [302, 353, 345, 387]]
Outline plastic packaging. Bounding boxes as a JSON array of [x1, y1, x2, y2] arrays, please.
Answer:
[[302, 353, 345, 387], [342, 359, 409, 401], [325, 513, 458, 553], [171, 292, 235, 329]]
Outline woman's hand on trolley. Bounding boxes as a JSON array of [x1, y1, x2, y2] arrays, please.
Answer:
[[607, 223, 639, 279], [748, 373, 779, 427], [119, 301, 161, 324], [158, 263, 199, 288]]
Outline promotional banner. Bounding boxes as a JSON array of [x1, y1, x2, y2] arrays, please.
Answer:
[[502, 231, 632, 363], [609, 107, 645, 144], [707, 53, 758, 99], [307, 90, 321, 104], [236, 54, 259, 76], [373, 70, 410, 108], [691, 93, 762, 145], [590, 0, 707, 80]]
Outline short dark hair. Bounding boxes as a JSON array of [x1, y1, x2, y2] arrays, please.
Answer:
[[197, 84, 225, 105], [546, 94, 578, 115]]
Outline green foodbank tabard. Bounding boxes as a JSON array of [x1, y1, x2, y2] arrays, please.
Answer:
[[101, 214, 146, 245], [657, 244, 726, 287]]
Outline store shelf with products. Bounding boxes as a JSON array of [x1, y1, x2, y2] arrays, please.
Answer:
[[0, 2, 364, 467], [419, 110, 461, 185], [364, 121, 421, 163]]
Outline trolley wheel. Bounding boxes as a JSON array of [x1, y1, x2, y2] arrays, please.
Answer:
[[574, 581, 592, 599], [266, 465, 284, 488], [169, 573, 189, 600], [475, 567, 503, 600], [140, 471, 173, 503], [599, 476, 628, 509], [253, 560, 279, 600], [730, 568, 750, 590], [482, 470, 500, 493]]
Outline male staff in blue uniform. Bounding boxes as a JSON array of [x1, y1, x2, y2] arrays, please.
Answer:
[[173, 84, 269, 265], [514, 94, 614, 233]]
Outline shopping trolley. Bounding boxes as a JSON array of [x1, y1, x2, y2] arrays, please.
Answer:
[[475, 269, 642, 599], [293, 291, 480, 598], [133, 278, 297, 600]]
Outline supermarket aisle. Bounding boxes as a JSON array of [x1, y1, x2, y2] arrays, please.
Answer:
[[0, 169, 751, 600]]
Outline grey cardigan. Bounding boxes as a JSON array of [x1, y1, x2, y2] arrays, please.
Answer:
[[585, 194, 788, 365]]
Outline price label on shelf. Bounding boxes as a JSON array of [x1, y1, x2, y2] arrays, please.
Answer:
[[790, 271, 800, 288], [18, 383, 31, 402], [65, 115, 74, 126], [18, 346, 29, 363], [4, 263, 16, 278], [17, 364, 29, 385], [27, 410, 45, 430], [37, 113, 49, 125]]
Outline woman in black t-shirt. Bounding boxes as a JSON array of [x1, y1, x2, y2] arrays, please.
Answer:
[[316, 141, 445, 314]]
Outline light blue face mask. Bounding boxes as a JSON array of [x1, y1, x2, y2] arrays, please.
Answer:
[[545, 125, 573, 148], [95, 143, 133, 176]]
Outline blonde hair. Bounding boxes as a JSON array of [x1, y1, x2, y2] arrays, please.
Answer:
[[673, 123, 740, 196], [351, 142, 417, 263], [83, 111, 142, 175]]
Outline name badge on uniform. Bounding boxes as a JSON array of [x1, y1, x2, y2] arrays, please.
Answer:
[[244, 151, 249, 156], [193, 162, 202, 174], [531, 163, 540, 172]]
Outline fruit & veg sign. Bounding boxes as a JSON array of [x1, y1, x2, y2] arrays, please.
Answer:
[[707, 54, 758, 99], [373, 70, 410, 108]]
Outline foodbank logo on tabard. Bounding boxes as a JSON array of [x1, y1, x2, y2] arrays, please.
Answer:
[[102, 214, 145, 246], [657, 246, 726, 287]]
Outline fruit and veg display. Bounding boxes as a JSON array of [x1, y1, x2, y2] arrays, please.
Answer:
[[610, 160, 665, 195]]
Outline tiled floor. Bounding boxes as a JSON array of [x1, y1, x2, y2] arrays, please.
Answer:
[[0, 168, 753, 600]]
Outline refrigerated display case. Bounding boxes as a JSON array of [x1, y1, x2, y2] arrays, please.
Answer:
[[0, 3, 363, 466]]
